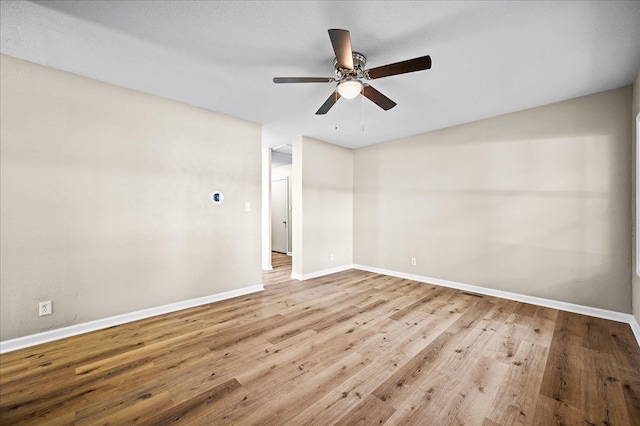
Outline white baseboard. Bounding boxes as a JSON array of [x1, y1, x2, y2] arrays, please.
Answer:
[[631, 316, 640, 346], [291, 264, 355, 281], [262, 264, 273, 271], [5, 268, 639, 353], [353, 264, 640, 348], [287, 252, 293, 256], [0, 284, 264, 354]]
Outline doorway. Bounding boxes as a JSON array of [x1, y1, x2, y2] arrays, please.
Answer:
[[271, 177, 289, 254]]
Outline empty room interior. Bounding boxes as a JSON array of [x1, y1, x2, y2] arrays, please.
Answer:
[[2, 1, 640, 425]]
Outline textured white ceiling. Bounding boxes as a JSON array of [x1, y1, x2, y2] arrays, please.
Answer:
[[1, 1, 639, 149]]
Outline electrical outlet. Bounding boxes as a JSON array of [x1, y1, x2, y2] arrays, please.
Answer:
[[411, 257, 417, 266], [39, 301, 52, 316], [330, 253, 335, 261]]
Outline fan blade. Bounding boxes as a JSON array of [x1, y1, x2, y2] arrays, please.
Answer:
[[362, 84, 396, 111], [366, 55, 431, 80], [316, 91, 341, 115], [273, 77, 335, 83], [328, 29, 354, 70]]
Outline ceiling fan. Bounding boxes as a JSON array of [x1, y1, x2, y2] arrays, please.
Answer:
[[273, 29, 432, 115]]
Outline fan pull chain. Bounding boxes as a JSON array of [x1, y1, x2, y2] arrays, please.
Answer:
[[361, 92, 365, 132], [335, 90, 339, 130]]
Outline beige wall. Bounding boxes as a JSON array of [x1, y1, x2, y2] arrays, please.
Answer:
[[261, 147, 272, 269], [0, 55, 262, 341], [354, 87, 632, 312], [292, 137, 303, 275], [292, 136, 353, 276], [633, 73, 640, 323]]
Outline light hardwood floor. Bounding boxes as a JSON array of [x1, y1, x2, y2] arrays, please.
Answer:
[[1, 252, 639, 425]]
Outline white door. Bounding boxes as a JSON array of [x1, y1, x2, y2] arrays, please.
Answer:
[[271, 178, 288, 253]]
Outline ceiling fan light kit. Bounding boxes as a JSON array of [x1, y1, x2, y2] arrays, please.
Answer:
[[337, 79, 362, 99], [273, 29, 432, 115]]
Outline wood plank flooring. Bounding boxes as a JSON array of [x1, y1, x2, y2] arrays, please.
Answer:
[[1, 252, 639, 425]]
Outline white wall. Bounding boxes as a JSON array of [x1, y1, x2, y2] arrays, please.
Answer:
[[292, 136, 353, 277], [354, 87, 632, 313], [272, 164, 292, 180], [0, 55, 262, 341]]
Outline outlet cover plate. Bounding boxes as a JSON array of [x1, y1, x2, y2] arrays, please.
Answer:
[[39, 301, 52, 316]]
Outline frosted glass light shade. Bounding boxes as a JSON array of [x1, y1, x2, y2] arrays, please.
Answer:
[[337, 80, 362, 99]]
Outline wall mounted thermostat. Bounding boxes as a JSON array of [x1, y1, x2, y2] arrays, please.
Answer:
[[211, 191, 224, 204]]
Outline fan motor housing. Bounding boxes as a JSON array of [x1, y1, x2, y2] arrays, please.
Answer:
[[334, 52, 367, 79]]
